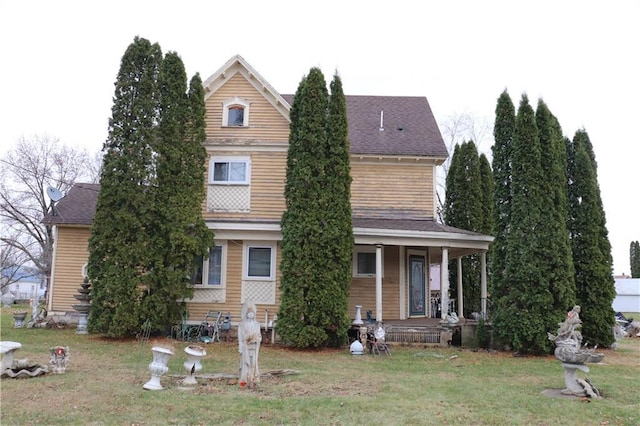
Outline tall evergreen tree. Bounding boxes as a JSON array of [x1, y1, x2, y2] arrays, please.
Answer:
[[144, 53, 211, 332], [535, 100, 576, 331], [88, 37, 163, 337], [444, 141, 483, 316], [631, 241, 640, 278], [279, 68, 341, 347], [88, 39, 209, 337], [567, 129, 615, 346], [318, 73, 353, 346], [494, 94, 552, 353], [490, 90, 515, 320]]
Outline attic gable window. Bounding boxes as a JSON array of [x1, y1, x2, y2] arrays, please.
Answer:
[[222, 97, 249, 127]]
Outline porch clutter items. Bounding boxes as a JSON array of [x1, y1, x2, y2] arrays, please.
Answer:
[[547, 305, 604, 398], [238, 299, 261, 389], [352, 305, 364, 325], [350, 339, 364, 355], [143, 346, 174, 390]]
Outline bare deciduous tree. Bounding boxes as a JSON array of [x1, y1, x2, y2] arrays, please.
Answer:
[[0, 134, 100, 297], [436, 111, 493, 222]]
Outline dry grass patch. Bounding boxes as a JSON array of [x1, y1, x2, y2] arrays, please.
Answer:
[[1, 306, 639, 425]]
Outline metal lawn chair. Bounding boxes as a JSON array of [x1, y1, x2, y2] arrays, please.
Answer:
[[197, 311, 223, 343]]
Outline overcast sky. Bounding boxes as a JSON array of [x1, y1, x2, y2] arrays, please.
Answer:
[[1, 0, 638, 275]]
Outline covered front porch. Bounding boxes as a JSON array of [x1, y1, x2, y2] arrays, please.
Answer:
[[349, 217, 493, 347], [348, 315, 488, 348]]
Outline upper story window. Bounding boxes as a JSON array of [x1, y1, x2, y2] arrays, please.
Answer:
[[210, 156, 250, 185], [222, 97, 250, 127]]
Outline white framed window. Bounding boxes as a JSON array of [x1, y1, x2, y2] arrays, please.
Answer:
[[192, 243, 227, 287], [210, 156, 250, 185], [353, 246, 384, 277], [243, 242, 276, 281], [222, 97, 250, 127]]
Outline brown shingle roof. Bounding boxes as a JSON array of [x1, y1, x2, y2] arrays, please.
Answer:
[[41, 183, 100, 226], [353, 217, 481, 236], [282, 94, 448, 158]]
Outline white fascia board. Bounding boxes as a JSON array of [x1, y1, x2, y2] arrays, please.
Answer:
[[205, 143, 289, 153], [354, 227, 493, 250], [207, 222, 282, 241]]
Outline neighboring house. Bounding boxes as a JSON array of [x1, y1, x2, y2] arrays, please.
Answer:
[[613, 278, 640, 313], [42, 55, 493, 327], [1, 266, 46, 301]]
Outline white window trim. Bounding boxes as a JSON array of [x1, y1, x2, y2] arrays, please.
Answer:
[[209, 156, 251, 185], [243, 241, 276, 281], [195, 242, 227, 288], [353, 245, 384, 278], [222, 96, 250, 127]]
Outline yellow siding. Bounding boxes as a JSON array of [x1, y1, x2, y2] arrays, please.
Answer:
[[51, 226, 90, 312], [351, 161, 435, 219], [348, 246, 400, 320], [202, 151, 287, 221], [205, 73, 290, 142], [186, 240, 282, 324]]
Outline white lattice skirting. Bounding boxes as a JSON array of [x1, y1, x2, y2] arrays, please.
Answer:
[[207, 185, 250, 212], [189, 288, 225, 303], [241, 280, 276, 305]]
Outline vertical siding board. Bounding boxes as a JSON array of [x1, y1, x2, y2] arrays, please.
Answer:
[[51, 227, 90, 312]]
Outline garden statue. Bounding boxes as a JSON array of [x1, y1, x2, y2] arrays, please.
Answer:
[[30, 298, 39, 319], [238, 299, 261, 389], [547, 305, 604, 397], [49, 346, 70, 374]]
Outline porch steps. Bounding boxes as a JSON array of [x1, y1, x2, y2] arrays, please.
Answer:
[[384, 326, 451, 346]]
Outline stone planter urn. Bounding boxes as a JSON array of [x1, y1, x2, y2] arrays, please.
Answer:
[[12, 311, 27, 328], [352, 305, 364, 325], [182, 345, 206, 386], [1, 292, 16, 308], [1, 341, 23, 371], [143, 346, 174, 390]]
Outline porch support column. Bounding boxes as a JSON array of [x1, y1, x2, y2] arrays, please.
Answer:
[[375, 244, 383, 322], [480, 251, 487, 319], [457, 257, 463, 318], [440, 247, 449, 321]]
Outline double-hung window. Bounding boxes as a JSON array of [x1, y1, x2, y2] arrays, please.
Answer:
[[192, 245, 225, 286], [210, 157, 250, 185]]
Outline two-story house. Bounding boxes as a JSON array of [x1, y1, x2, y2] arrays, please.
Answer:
[[42, 55, 493, 331]]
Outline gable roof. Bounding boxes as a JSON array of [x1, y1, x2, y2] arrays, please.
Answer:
[[281, 94, 447, 158], [41, 183, 99, 226], [202, 54, 291, 123], [204, 56, 447, 159]]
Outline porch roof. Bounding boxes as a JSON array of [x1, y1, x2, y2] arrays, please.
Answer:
[[209, 217, 493, 262]]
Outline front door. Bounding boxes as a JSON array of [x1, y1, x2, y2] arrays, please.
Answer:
[[409, 255, 426, 316]]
